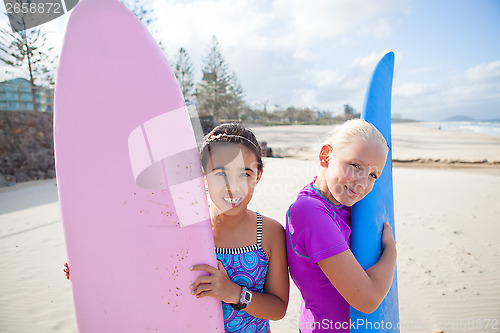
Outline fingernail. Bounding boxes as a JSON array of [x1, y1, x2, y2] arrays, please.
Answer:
[[190, 291, 195, 295], [189, 266, 193, 270]]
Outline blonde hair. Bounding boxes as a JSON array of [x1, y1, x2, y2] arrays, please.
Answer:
[[324, 119, 389, 157]]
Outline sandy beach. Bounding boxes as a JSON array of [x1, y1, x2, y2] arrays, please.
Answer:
[[1, 123, 499, 332], [252, 123, 500, 166]]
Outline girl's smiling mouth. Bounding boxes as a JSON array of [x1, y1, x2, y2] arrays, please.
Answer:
[[222, 196, 243, 206], [346, 186, 361, 198]]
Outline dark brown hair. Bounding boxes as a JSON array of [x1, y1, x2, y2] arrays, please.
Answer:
[[200, 123, 263, 173]]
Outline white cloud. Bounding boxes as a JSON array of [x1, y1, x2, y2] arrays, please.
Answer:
[[152, 0, 409, 110], [289, 50, 396, 112], [1, 0, 496, 121], [395, 82, 433, 98], [455, 60, 500, 86], [405, 65, 443, 75], [272, 0, 409, 47], [153, 0, 274, 51], [350, 51, 392, 71], [393, 60, 500, 120]]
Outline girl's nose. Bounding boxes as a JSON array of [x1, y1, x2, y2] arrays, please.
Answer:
[[225, 176, 246, 194], [355, 172, 368, 188]]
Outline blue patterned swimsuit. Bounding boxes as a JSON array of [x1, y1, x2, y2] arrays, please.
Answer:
[[216, 212, 270, 333]]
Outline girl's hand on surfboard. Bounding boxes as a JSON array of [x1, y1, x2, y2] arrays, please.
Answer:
[[381, 222, 396, 252], [63, 262, 70, 280], [190, 261, 241, 304]]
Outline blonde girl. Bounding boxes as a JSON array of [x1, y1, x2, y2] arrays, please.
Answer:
[[286, 119, 397, 333]]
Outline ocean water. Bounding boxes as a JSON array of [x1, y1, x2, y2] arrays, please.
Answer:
[[420, 120, 500, 137]]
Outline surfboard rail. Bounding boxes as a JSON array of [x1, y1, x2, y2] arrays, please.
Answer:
[[350, 51, 400, 332]]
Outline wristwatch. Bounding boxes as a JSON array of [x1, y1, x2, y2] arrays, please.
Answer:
[[230, 286, 253, 310]]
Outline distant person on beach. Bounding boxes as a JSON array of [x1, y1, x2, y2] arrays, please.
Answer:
[[191, 123, 289, 332], [286, 119, 397, 333]]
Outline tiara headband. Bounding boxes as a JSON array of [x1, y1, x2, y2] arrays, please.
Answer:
[[202, 133, 260, 151]]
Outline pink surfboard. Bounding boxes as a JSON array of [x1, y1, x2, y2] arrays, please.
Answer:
[[53, 0, 223, 331]]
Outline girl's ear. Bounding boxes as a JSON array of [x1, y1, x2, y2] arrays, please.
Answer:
[[256, 169, 263, 184], [203, 173, 209, 193], [319, 145, 332, 168]]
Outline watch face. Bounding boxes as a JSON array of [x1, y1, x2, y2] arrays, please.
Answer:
[[230, 286, 252, 311]]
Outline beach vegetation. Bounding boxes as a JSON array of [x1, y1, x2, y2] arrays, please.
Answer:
[[173, 47, 196, 106], [196, 35, 246, 122], [178, 37, 355, 127], [239, 106, 344, 126]]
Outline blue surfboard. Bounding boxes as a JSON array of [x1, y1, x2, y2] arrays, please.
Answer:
[[350, 51, 400, 332]]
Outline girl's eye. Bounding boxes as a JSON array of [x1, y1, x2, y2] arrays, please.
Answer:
[[215, 171, 226, 177], [370, 173, 378, 180], [351, 163, 360, 169], [241, 173, 252, 178]]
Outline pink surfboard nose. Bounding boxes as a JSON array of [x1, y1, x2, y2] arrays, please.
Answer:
[[54, 0, 223, 331]]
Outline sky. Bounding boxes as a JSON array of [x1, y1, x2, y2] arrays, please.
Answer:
[[1, 0, 500, 121]]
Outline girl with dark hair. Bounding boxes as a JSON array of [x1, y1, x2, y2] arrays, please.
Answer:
[[191, 123, 289, 333]]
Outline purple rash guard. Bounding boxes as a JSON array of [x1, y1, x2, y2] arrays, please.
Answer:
[[286, 182, 352, 333]]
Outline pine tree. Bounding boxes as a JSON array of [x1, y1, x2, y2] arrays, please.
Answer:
[[0, 25, 56, 112], [120, 0, 155, 28], [223, 71, 245, 120], [197, 36, 230, 120], [173, 48, 195, 105], [196, 36, 245, 121]]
